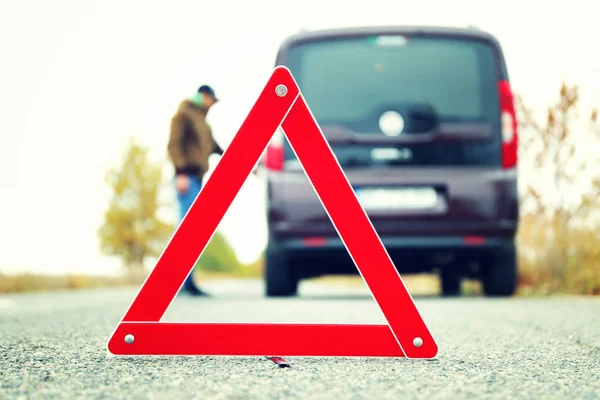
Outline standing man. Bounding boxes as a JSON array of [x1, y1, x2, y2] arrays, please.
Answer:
[[168, 84, 223, 296]]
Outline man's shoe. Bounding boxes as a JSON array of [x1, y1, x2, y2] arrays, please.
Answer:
[[182, 284, 211, 297]]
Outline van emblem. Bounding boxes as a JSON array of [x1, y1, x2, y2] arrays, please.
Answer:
[[378, 111, 404, 137]]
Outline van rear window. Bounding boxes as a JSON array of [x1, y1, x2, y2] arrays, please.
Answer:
[[282, 34, 503, 167]]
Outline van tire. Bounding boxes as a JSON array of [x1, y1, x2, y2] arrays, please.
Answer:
[[265, 245, 298, 297], [481, 245, 518, 297], [440, 268, 462, 296]]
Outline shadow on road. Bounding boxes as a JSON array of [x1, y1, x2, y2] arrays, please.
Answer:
[[282, 293, 482, 301]]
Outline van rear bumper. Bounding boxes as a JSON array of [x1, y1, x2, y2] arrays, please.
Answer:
[[269, 219, 518, 239], [271, 234, 516, 278], [277, 235, 514, 251]]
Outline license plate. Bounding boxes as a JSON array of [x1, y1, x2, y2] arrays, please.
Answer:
[[354, 187, 438, 210]]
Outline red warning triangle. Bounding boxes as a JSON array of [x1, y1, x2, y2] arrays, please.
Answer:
[[107, 66, 438, 359]]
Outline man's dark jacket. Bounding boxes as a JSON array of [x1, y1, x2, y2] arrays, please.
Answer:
[[168, 99, 223, 180]]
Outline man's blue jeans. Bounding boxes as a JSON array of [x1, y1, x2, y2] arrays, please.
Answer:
[[176, 174, 203, 291]]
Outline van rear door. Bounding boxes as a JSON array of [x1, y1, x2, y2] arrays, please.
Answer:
[[271, 31, 517, 236], [282, 32, 504, 168]]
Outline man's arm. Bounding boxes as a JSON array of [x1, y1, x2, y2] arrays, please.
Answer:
[[210, 138, 258, 175], [167, 113, 188, 174]]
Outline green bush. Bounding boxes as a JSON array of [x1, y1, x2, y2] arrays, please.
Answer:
[[194, 231, 242, 274]]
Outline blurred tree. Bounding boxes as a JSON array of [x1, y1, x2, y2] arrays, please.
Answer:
[[516, 82, 600, 293], [98, 137, 175, 272], [234, 251, 264, 278]]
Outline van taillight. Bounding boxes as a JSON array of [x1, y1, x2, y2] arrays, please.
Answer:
[[499, 81, 518, 169], [264, 127, 284, 171]]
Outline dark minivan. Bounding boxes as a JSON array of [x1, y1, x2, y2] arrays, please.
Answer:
[[261, 25, 520, 297]]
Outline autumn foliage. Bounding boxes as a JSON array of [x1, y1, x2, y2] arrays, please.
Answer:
[[515, 83, 600, 295], [98, 137, 175, 272]]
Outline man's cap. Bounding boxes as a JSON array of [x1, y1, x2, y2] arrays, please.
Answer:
[[198, 85, 218, 102]]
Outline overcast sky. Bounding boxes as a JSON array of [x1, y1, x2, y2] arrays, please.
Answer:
[[0, 0, 597, 276]]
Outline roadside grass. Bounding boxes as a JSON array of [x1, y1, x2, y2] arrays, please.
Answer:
[[0, 272, 142, 294], [0, 255, 265, 295], [2, 256, 597, 297], [0, 270, 255, 295], [0, 270, 468, 297]]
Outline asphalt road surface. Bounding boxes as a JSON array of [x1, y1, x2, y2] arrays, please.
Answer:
[[1, 279, 599, 399]]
